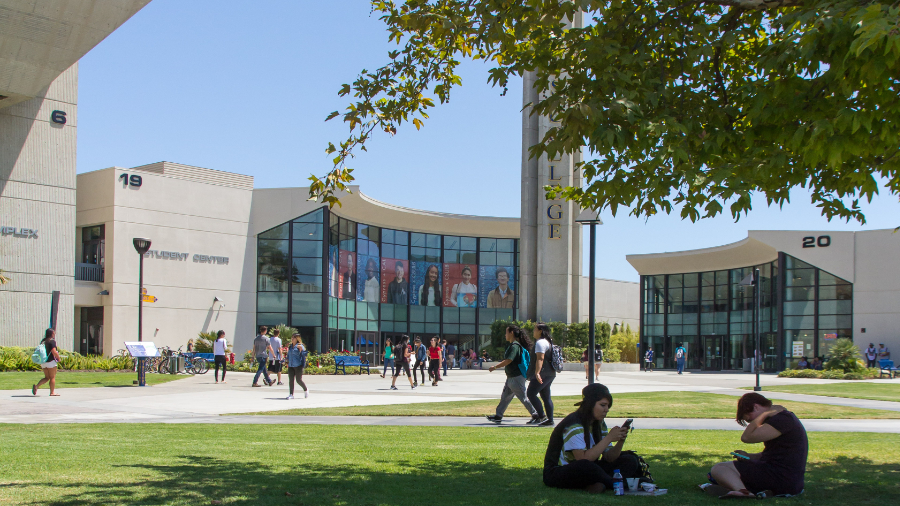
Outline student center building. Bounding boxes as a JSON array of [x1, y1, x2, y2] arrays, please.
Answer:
[[2, 1, 897, 369]]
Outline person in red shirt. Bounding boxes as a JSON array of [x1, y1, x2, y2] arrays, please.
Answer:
[[428, 337, 443, 387]]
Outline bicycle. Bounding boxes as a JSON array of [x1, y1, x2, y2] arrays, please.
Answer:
[[157, 346, 208, 375]]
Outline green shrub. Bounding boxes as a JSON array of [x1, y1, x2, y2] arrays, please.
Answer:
[[843, 372, 865, 380], [487, 319, 630, 362], [562, 346, 584, 363], [795, 369, 823, 379], [821, 369, 846, 380], [825, 338, 865, 373], [194, 332, 216, 353]]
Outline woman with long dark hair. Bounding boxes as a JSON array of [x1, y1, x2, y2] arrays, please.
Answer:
[[286, 333, 309, 399], [32, 328, 61, 396], [418, 264, 442, 306], [381, 338, 395, 378], [527, 322, 557, 426], [543, 383, 638, 493], [428, 336, 443, 386], [704, 393, 808, 498], [213, 330, 228, 383], [486, 325, 538, 423]]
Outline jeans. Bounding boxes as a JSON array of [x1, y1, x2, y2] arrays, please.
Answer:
[[527, 375, 555, 420], [288, 366, 307, 395], [214, 355, 227, 381], [413, 359, 427, 384], [253, 357, 271, 385], [495, 375, 536, 417], [383, 358, 395, 376], [676, 358, 685, 374], [444, 356, 452, 375], [429, 359, 440, 383]]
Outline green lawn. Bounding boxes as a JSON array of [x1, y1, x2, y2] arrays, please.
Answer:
[[0, 424, 894, 505], [744, 383, 900, 403], [0, 371, 187, 390], [240, 391, 900, 419]]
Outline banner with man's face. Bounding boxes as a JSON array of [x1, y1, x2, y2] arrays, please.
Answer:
[[380, 258, 409, 304], [338, 250, 356, 300], [357, 254, 380, 302], [478, 265, 515, 308]]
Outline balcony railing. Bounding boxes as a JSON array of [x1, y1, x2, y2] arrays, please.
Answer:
[[75, 263, 104, 282]]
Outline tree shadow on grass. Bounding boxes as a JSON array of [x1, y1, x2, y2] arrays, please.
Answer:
[[26, 452, 900, 506]]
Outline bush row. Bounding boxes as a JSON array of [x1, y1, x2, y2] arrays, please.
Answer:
[[488, 319, 639, 363], [0, 346, 133, 372], [777, 368, 879, 380]]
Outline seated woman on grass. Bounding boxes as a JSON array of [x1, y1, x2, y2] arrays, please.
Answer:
[[706, 392, 808, 498], [542, 383, 640, 494]]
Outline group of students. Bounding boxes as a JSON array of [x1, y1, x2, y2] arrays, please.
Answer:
[[864, 343, 891, 368], [250, 326, 309, 399], [381, 335, 448, 389], [485, 323, 558, 427], [543, 384, 809, 499]]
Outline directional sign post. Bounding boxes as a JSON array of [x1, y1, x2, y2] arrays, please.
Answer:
[[142, 294, 157, 303]]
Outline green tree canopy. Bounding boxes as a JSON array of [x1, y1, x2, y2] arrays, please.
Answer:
[[313, 0, 900, 223]]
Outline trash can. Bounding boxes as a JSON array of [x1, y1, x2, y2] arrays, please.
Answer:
[[169, 355, 184, 374], [742, 358, 755, 372]]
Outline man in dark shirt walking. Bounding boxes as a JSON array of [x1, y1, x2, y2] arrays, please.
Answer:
[[252, 326, 275, 387]]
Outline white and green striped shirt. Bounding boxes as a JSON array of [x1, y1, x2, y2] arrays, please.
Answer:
[[559, 421, 610, 465]]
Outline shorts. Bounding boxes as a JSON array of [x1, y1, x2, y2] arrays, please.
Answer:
[[41, 360, 58, 369], [393, 360, 411, 377], [268, 360, 282, 373]]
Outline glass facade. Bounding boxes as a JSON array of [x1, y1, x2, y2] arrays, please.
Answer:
[[640, 253, 852, 371], [258, 207, 518, 359]]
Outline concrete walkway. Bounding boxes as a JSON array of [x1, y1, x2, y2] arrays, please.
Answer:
[[2, 369, 897, 425]]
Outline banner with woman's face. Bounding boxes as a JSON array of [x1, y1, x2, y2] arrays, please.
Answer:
[[443, 263, 478, 308], [410, 261, 442, 306]]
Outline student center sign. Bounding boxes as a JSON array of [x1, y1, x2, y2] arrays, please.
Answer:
[[1, 2, 897, 368]]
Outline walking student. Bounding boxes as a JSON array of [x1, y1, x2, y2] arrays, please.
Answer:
[[644, 346, 654, 372], [213, 330, 228, 383], [413, 337, 427, 386], [268, 329, 284, 385], [441, 338, 449, 378], [675, 342, 687, 374], [486, 324, 538, 423], [527, 322, 557, 426], [286, 333, 309, 399], [391, 335, 416, 390], [428, 337, 442, 386], [252, 326, 275, 387], [593, 344, 603, 377], [32, 328, 61, 396], [381, 338, 395, 378]]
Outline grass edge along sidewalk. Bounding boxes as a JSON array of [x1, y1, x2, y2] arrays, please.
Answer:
[[741, 383, 900, 403], [0, 424, 895, 506], [235, 391, 900, 419], [0, 371, 187, 390]]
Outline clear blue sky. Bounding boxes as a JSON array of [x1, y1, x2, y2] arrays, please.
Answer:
[[77, 0, 900, 283]]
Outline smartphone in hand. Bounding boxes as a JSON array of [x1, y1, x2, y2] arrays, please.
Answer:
[[730, 451, 750, 460], [622, 419, 634, 430]]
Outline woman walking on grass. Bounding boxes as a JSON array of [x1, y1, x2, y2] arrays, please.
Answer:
[[286, 333, 309, 399], [214, 330, 228, 384], [32, 328, 61, 396]]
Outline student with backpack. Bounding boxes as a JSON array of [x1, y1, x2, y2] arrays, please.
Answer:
[[391, 335, 416, 390], [413, 337, 427, 386], [644, 347, 655, 372], [675, 343, 687, 375], [285, 333, 309, 399], [527, 322, 561, 427], [486, 324, 538, 423], [32, 328, 61, 396]]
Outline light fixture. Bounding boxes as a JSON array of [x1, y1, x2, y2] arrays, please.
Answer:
[[214, 296, 222, 302], [97, 290, 109, 295]]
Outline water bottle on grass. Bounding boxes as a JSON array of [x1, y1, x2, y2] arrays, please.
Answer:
[[613, 469, 624, 496]]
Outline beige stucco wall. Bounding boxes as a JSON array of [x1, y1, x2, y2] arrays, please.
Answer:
[[853, 230, 900, 353], [76, 164, 254, 355], [579, 277, 640, 329]]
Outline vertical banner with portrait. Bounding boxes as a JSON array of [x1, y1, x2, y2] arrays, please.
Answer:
[[356, 254, 380, 302], [442, 263, 478, 308], [410, 261, 443, 306], [381, 258, 409, 304], [328, 245, 338, 298], [478, 265, 516, 308], [338, 250, 356, 300]]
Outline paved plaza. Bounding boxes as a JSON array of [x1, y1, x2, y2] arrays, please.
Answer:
[[3, 368, 899, 431]]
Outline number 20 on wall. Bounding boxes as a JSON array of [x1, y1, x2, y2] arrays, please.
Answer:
[[802, 235, 830, 248], [119, 173, 142, 188]]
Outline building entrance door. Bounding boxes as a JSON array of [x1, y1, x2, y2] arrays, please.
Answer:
[[702, 336, 722, 371], [79, 307, 103, 356], [357, 332, 378, 365]]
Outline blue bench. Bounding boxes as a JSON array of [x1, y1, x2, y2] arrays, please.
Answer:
[[334, 355, 370, 375], [879, 359, 899, 379]]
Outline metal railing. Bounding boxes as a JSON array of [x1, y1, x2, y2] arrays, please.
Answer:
[[75, 263, 104, 282]]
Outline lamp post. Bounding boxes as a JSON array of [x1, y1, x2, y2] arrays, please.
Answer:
[[740, 269, 762, 391], [576, 209, 603, 385], [133, 238, 151, 387]]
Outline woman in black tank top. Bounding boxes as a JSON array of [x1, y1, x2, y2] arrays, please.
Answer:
[[32, 328, 61, 396]]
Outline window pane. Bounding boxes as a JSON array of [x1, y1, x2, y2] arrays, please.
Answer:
[[497, 239, 514, 252], [461, 237, 477, 250], [292, 314, 320, 327], [497, 253, 513, 265], [480, 252, 497, 265], [819, 315, 852, 329], [683, 273, 699, 287], [425, 306, 440, 322], [258, 292, 288, 312], [444, 236, 460, 250], [444, 250, 459, 263], [258, 239, 289, 257], [819, 284, 852, 300], [480, 238, 497, 252], [783, 300, 815, 316], [785, 256, 813, 269], [460, 251, 477, 264], [786, 269, 815, 286], [382, 229, 395, 244], [293, 222, 323, 240], [257, 313, 287, 326], [785, 287, 814, 301], [292, 258, 323, 276], [459, 308, 476, 324], [410, 305, 425, 322], [294, 208, 323, 223], [818, 300, 851, 315], [395, 231, 408, 246], [426, 234, 441, 248], [292, 292, 322, 313], [715, 270, 728, 285], [259, 224, 289, 240], [411, 233, 425, 247], [783, 315, 815, 329], [393, 304, 408, 321], [443, 308, 459, 323], [291, 275, 322, 293], [292, 240, 322, 258]]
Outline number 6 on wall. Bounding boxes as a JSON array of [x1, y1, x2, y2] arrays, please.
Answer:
[[119, 173, 143, 188]]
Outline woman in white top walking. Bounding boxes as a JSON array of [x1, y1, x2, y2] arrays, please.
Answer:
[[213, 330, 228, 383]]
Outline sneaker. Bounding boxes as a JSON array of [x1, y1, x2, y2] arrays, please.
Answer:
[[304, 389, 309, 398], [413, 381, 418, 387], [526, 416, 542, 425], [411, 384, 416, 390], [538, 418, 555, 427], [277, 382, 284, 385], [390, 385, 398, 390], [252, 384, 261, 387], [486, 415, 502, 423], [286, 394, 294, 400]]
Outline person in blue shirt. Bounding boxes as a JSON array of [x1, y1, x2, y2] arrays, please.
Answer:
[[644, 347, 654, 372], [285, 333, 309, 400], [413, 337, 428, 386], [675, 343, 687, 375]]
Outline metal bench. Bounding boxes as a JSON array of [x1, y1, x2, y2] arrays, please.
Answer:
[[879, 359, 899, 379], [334, 355, 370, 375]]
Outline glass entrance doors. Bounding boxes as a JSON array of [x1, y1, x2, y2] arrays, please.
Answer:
[[701, 336, 722, 371], [79, 307, 103, 356], [356, 332, 378, 365]]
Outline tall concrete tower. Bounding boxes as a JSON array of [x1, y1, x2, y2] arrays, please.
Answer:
[[519, 12, 583, 324]]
